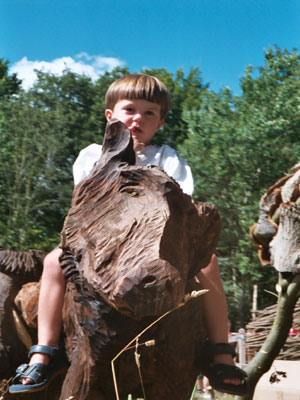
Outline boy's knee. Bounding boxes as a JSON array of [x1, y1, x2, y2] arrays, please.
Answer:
[[43, 248, 63, 275]]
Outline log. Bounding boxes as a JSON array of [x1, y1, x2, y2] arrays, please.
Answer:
[[0, 249, 44, 378], [0, 272, 28, 377], [59, 119, 221, 400], [14, 281, 40, 328]]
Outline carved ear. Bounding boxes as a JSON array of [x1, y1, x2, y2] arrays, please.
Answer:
[[101, 118, 135, 166], [0, 248, 44, 281]]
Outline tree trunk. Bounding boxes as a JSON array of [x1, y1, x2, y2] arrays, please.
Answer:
[[235, 273, 300, 400]]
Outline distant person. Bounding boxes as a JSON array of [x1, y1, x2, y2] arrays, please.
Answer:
[[196, 373, 214, 399]]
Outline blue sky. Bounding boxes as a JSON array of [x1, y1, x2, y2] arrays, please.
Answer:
[[2, 0, 300, 93]]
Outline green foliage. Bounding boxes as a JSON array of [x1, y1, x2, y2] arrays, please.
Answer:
[[180, 46, 300, 326], [0, 70, 107, 250], [0, 58, 22, 98], [0, 93, 69, 250]]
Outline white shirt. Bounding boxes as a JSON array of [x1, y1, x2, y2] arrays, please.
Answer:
[[73, 143, 194, 196]]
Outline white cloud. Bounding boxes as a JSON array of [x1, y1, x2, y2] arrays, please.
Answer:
[[10, 53, 125, 90]]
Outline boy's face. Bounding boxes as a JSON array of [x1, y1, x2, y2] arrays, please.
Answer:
[[105, 99, 164, 151]]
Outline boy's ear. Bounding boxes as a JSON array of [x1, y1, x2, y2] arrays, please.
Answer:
[[105, 109, 113, 121]]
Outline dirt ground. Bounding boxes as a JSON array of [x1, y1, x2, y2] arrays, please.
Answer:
[[253, 360, 300, 400]]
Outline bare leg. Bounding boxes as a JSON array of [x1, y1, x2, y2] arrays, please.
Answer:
[[203, 376, 212, 395], [196, 254, 240, 385], [22, 248, 66, 384]]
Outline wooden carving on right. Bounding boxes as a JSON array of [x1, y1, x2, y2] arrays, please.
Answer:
[[250, 163, 300, 272]]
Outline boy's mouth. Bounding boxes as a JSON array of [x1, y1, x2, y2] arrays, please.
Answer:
[[131, 127, 142, 135]]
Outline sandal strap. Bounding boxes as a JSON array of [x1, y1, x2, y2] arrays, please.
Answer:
[[28, 345, 59, 360], [204, 363, 248, 396], [210, 343, 236, 358], [11, 364, 29, 384], [214, 363, 247, 380], [15, 363, 29, 375], [20, 363, 49, 384]]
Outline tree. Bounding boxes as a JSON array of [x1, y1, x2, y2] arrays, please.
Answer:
[[0, 69, 100, 250], [0, 92, 70, 250], [91, 66, 130, 141], [179, 47, 300, 327], [0, 58, 22, 98], [141, 67, 208, 147]]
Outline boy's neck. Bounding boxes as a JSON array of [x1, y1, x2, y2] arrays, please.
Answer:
[[133, 141, 151, 153]]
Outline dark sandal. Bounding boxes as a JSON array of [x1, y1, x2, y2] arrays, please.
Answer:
[[9, 344, 68, 394], [202, 342, 248, 396]]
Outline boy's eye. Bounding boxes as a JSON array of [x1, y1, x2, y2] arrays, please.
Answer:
[[125, 107, 134, 112], [145, 111, 154, 116]]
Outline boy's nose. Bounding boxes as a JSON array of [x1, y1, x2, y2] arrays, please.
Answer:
[[133, 112, 142, 121]]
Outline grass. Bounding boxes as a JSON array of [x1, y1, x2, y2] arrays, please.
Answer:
[[214, 394, 235, 400], [191, 390, 235, 400], [126, 393, 234, 400]]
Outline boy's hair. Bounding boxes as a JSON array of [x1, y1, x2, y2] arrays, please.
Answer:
[[105, 74, 171, 119]]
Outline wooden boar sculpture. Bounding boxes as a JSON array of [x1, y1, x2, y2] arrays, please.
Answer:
[[58, 118, 221, 400]]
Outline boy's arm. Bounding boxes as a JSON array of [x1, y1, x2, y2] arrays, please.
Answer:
[[73, 143, 103, 185], [159, 145, 194, 196]]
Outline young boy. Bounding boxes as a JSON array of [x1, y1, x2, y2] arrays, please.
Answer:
[[10, 74, 247, 395]]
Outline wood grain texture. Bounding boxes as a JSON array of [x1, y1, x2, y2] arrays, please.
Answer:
[[250, 163, 300, 267], [0, 249, 44, 377]]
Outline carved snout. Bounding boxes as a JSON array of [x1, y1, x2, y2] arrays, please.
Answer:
[[110, 261, 185, 319]]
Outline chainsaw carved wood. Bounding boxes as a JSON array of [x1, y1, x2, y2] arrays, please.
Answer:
[[59, 119, 221, 400], [0, 248, 44, 376], [250, 163, 300, 271]]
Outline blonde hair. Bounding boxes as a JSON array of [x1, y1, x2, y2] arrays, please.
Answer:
[[105, 74, 171, 119]]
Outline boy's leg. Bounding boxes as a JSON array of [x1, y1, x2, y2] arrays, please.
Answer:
[[22, 248, 66, 384], [196, 254, 240, 385]]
